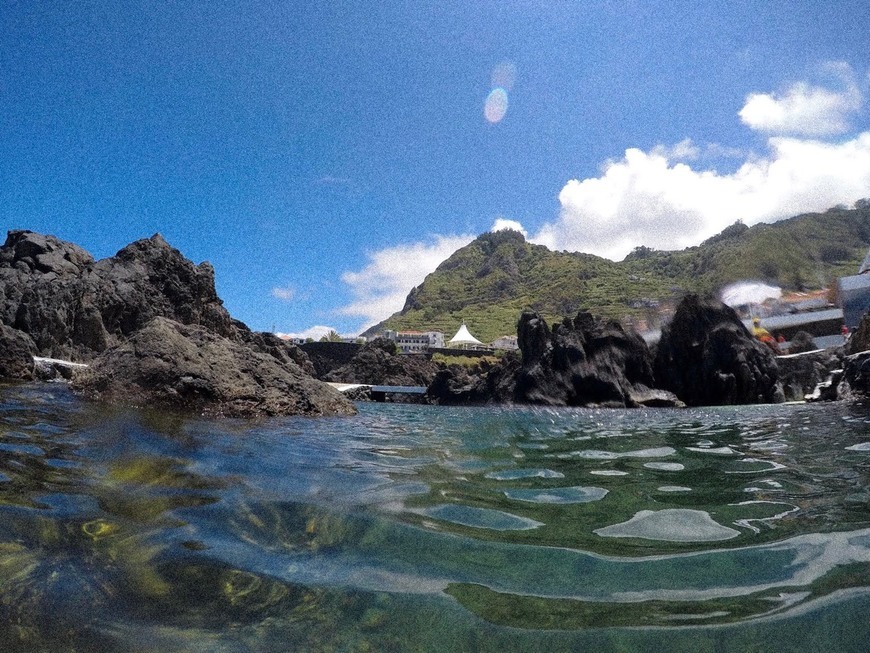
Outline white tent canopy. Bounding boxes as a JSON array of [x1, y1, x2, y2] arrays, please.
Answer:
[[449, 323, 483, 348]]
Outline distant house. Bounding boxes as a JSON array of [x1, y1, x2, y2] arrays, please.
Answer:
[[490, 335, 518, 350], [384, 330, 444, 353], [837, 247, 870, 328]]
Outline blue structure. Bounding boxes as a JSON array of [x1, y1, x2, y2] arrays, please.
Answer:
[[838, 248, 870, 328]]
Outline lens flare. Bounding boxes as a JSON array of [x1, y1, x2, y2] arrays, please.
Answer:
[[484, 87, 509, 123], [491, 60, 516, 91]]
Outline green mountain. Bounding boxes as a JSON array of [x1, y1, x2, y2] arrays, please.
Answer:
[[364, 204, 870, 343]]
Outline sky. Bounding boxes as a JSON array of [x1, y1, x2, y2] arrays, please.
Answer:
[[3, 1, 870, 338]]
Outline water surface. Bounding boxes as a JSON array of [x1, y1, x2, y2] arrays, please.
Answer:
[[2, 383, 870, 651]]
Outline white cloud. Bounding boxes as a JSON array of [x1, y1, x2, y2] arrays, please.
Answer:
[[534, 132, 870, 261], [738, 62, 861, 136], [337, 233, 476, 329], [271, 285, 296, 301], [490, 217, 528, 237]]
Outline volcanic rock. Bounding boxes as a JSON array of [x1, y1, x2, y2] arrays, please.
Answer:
[[654, 294, 781, 406], [72, 317, 356, 418], [0, 324, 37, 380], [846, 313, 870, 355], [0, 230, 237, 361], [425, 353, 521, 405], [514, 309, 677, 407], [323, 338, 440, 387]]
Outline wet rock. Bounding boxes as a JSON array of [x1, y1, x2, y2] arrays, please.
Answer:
[[777, 349, 843, 402], [654, 294, 780, 406], [0, 324, 36, 380], [72, 317, 356, 418]]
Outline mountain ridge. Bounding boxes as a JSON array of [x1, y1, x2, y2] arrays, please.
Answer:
[[363, 204, 870, 343]]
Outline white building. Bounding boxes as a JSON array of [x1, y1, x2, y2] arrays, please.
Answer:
[[384, 330, 444, 353], [490, 335, 518, 350]]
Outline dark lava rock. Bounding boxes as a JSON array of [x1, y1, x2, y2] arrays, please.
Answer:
[[0, 230, 236, 361], [72, 317, 356, 418], [512, 309, 679, 407], [788, 330, 819, 354], [847, 313, 870, 355], [840, 351, 870, 398], [654, 294, 781, 406], [324, 338, 440, 387], [426, 353, 521, 405], [777, 348, 844, 402], [0, 324, 37, 380]]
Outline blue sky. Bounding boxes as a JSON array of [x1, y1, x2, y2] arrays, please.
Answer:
[[3, 1, 870, 337]]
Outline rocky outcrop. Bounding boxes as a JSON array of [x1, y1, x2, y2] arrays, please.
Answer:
[[425, 353, 521, 405], [514, 309, 679, 407], [323, 338, 441, 387], [840, 351, 870, 398], [72, 317, 356, 418], [654, 295, 781, 406], [0, 230, 236, 361], [0, 324, 37, 380], [846, 313, 870, 355], [788, 331, 819, 354], [777, 348, 844, 402]]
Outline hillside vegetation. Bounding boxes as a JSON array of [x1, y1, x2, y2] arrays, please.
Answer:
[[365, 205, 870, 343]]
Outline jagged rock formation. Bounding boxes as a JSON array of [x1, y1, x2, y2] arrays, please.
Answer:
[[72, 317, 355, 418], [514, 309, 679, 407], [777, 349, 844, 402], [425, 353, 521, 405], [0, 230, 235, 361], [654, 294, 781, 406], [428, 310, 681, 408], [0, 230, 348, 417], [323, 338, 441, 387]]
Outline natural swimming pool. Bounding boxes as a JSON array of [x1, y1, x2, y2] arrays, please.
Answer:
[[2, 383, 870, 651]]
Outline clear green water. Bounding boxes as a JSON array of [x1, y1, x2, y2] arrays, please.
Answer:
[[2, 383, 870, 652]]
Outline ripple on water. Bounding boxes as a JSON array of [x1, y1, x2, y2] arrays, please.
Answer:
[[594, 509, 741, 542], [555, 447, 676, 460], [644, 462, 685, 471], [485, 469, 565, 481], [422, 504, 544, 531], [589, 470, 629, 477], [658, 486, 692, 492], [846, 442, 870, 451], [504, 486, 608, 504]]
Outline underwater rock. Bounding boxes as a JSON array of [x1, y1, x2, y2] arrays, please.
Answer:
[[654, 294, 781, 406], [72, 317, 356, 418]]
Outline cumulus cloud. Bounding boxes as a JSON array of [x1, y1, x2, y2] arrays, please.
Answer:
[[534, 132, 870, 261], [738, 62, 861, 136], [337, 233, 476, 329], [490, 217, 528, 237], [271, 286, 296, 301]]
